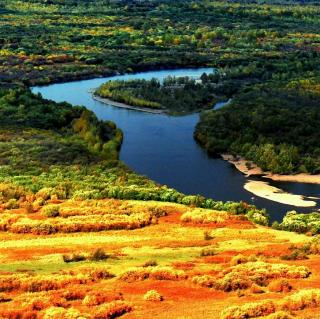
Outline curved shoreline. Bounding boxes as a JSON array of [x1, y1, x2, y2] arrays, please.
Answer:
[[244, 180, 317, 207], [222, 154, 320, 185], [92, 94, 167, 114]]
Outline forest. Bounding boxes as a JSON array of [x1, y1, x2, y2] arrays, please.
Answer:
[[95, 73, 224, 114], [195, 82, 320, 174]]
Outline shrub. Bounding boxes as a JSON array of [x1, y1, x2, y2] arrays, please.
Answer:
[[192, 275, 216, 288], [246, 209, 269, 226], [278, 211, 320, 234], [142, 260, 158, 267], [221, 300, 276, 319], [268, 279, 292, 293], [36, 188, 53, 201], [93, 301, 132, 319], [280, 249, 308, 261], [43, 307, 89, 319], [0, 309, 38, 319], [0, 266, 114, 293], [26, 297, 51, 311], [272, 221, 280, 230], [82, 292, 122, 306], [90, 248, 109, 261], [0, 293, 12, 303], [10, 211, 153, 234], [200, 262, 310, 292], [62, 289, 85, 301], [143, 290, 163, 301], [250, 283, 265, 294], [263, 311, 294, 319], [20, 201, 34, 214], [0, 183, 25, 202], [181, 208, 230, 224], [200, 248, 216, 257], [4, 198, 19, 209], [281, 239, 320, 260], [281, 289, 320, 311], [216, 272, 252, 291], [42, 204, 60, 217], [62, 253, 86, 263], [120, 266, 187, 282], [204, 230, 214, 240], [230, 254, 257, 266]]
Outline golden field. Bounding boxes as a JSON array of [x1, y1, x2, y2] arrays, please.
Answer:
[[1, 192, 320, 319]]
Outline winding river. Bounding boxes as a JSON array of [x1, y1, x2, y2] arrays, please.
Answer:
[[32, 68, 320, 221]]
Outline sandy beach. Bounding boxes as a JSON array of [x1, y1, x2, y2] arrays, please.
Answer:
[[244, 180, 317, 207], [221, 154, 263, 176], [92, 94, 166, 114], [264, 173, 320, 185], [222, 154, 320, 184]]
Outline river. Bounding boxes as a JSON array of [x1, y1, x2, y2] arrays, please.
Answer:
[[32, 68, 320, 221]]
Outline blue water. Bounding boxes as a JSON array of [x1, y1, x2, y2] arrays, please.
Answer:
[[32, 68, 320, 221]]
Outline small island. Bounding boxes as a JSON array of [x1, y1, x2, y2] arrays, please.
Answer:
[[94, 73, 227, 114]]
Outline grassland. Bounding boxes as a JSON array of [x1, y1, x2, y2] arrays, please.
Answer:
[[1, 198, 320, 318]]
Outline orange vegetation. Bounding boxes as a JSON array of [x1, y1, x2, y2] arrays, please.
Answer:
[[0, 198, 320, 318]]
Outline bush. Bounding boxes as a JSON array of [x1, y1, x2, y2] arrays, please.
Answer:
[[203, 230, 214, 240], [62, 253, 86, 263], [200, 248, 216, 257], [268, 279, 292, 293], [197, 261, 311, 292], [278, 211, 320, 234], [281, 289, 320, 311], [181, 208, 230, 224], [42, 205, 60, 217], [280, 250, 308, 261], [82, 291, 122, 306], [230, 254, 257, 266], [192, 275, 216, 288], [250, 283, 265, 294], [143, 290, 163, 301], [120, 266, 187, 282], [90, 248, 109, 261], [4, 199, 19, 209], [246, 208, 269, 226], [142, 260, 158, 267], [36, 188, 54, 201], [263, 311, 294, 319], [221, 300, 276, 319], [10, 211, 154, 234], [93, 301, 132, 319], [43, 307, 88, 319]]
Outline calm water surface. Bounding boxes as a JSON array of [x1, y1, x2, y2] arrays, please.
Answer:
[[32, 68, 320, 221]]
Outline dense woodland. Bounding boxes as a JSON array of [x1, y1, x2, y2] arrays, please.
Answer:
[[95, 73, 224, 114], [195, 82, 320, 174]]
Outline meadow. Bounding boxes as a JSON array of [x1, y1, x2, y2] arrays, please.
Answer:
[[1, 197, 320, 318]]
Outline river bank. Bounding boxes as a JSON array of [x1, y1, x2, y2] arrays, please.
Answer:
[[92, 94, 167, 114], [244, 180, 317, 207], [222, 154, 320, 185], [32, 67, 320, 222]]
